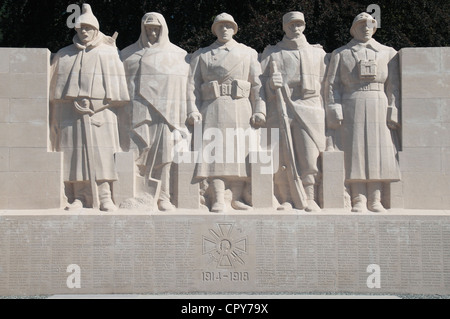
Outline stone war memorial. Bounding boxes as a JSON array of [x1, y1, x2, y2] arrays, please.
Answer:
[[0, 3, 449, 297]]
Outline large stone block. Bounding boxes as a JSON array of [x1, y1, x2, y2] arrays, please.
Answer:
[[402, 122, 445, 148], [0, 48, 10, 73], [9, 99, 48, 123], [9, 73, 48, 99], [114, 151, 136, 207], [0, 171, 61, 209], [0, 99, 9, 123], [387, 180, 404, 209], [0, 148, 9, 172], [399, 148, 442, 173], [1, 212, 450, 296], [400, 48, 441, 74], [9, 48, 49, 74], [322, 151, 345, 208], [402, 98, 441, 124], [10, 148, 61, 172], [402, 172, 449, 209], [176, 156, 201, 210], [251, 151, 274, 209], [401, 73, 450, 99], [0, 74, 10, 98], [3, 123, 48, 148], [442, 48, 450, 73], [443, 148, 450, 175], [442, 99, 450, 123]]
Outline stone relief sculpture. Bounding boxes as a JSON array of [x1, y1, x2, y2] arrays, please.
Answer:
[[121, 12, 190, 211], [325, 12, 401, 212], [187, 13, 266, 213], [49, 4, 130, 211], [261, 11, 328, 212]]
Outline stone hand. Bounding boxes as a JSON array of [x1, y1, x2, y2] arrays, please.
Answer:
[[270, 72, 283, 89], [74, 99, 94, 116], [387, 106, 399, 130], [187, 111, 202, 126], [327, 104, 343, 129], [251, 112, 266, 128]]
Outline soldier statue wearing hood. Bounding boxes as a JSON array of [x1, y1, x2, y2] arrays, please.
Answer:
[[121, 13, 190, 211], [50, 4, 129, 212]]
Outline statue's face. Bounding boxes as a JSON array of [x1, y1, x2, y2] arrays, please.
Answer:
[[145, 25, 161, 45], [284, 21, 305, 39], [353, 21, 374, 42], [76, 24, 96, 44], [214, 22, 235, 43]]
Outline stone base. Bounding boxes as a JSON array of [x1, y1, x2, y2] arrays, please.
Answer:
[[1, 209, 450, 296]]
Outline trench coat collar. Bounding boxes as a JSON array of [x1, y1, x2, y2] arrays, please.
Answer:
[[348, 38, 381, 52], [211, 39, 238, 52], [278, 34, 310, 50]]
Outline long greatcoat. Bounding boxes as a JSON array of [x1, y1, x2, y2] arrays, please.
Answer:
[[325, 38, 401, 181], [50, 32, 129, 182], [260, 35, 327, 182], [188, 39, 265, 179]]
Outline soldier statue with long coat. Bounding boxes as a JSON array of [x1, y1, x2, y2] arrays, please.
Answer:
[[325, 12, 401, 212], [187, 13, 266, 212], [50, 4, 129, 211]]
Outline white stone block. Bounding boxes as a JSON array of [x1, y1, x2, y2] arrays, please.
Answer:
[[114, 151, 136, 207], [0, 123, 9, 147], [442, 47, 450, 73], [9, 73, 48, 99], [402, 98, 440, 124], [0, 74, 10, 98], [0, 48, 9, 73], [9, 48, 49, 74], [251, 151, 274, 208], [400, 48, 441, 74], [442, 99, 450, 123], [6, 123, 48, 148], [387, 180, 404, 209], [402, 123, 445, 148], [10, 148, 61, 172], [176, 152, 200, 209], [0, 148, 9, 172], [322, 151, 345, 208], [442, 148, 450, 174], [0, 99, 9, 123], [402, 172, 447, 209], [9, 99, 48, 123], [399, 148, 442, 173], [4, 171, 61, 209], [402, 73, 450, 99]]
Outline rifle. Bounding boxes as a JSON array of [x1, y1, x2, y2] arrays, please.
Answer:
[[271, 61, 307, 209]]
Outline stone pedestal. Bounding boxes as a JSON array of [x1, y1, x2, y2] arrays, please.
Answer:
[[1, 209, 450, 296]]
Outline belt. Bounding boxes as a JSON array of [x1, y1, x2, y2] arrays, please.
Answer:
[[351, 83, 384, 91]]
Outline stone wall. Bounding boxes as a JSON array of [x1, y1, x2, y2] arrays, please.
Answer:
[[0, 48, 62, 209], [399, 47, 450, 209], [0, 47, 449, 210], [1, 211, 449, 296]]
